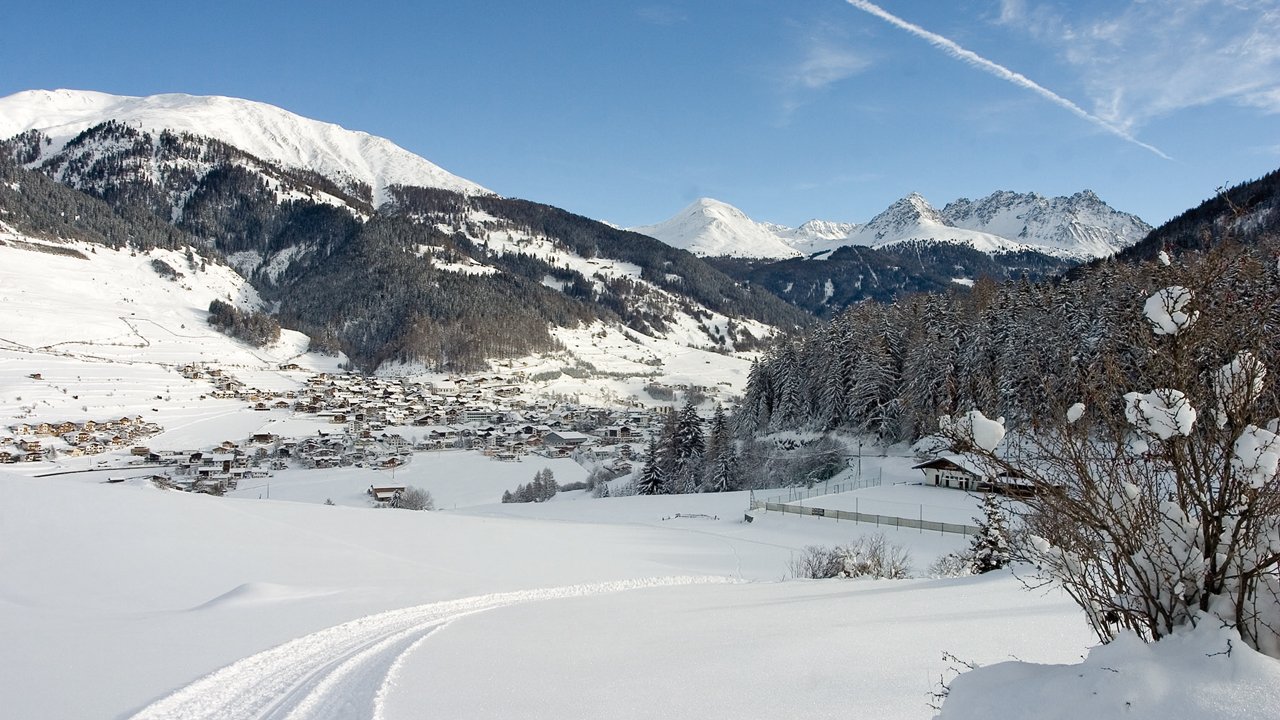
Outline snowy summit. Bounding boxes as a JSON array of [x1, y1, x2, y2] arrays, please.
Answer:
[[0, 89, 489, 205], [630, 198, 805, 260]]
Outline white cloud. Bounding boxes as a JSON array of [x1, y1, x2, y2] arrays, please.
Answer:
[[790, 42, 869, 90], [1001, 1, 1280, 128]]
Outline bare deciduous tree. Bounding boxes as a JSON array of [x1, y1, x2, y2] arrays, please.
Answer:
[[945, 243, 1280, 658]]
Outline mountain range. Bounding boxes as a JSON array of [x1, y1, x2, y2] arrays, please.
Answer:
[[6, 87, 1258, 372], [0, 89, 808, 376], [633, 190, 1151, 262]]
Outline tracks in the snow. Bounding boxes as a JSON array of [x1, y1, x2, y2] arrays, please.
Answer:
[[128, 577, 731, 720]]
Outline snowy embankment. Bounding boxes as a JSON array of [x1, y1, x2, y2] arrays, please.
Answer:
[[939, 623, 1280, 719]]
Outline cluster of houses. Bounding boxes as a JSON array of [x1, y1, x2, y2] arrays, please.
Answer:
[[1, 415, 162, 464], [117, 367, 671, 495], [176, 366, 659, 473]]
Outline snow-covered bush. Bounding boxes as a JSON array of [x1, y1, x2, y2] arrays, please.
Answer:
[[789, 534, 912, 580], [940, 247, 1280, 658], [388, 486, 434, 511]]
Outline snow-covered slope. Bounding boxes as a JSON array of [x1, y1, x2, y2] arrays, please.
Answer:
[[0, 89, 488, 205], [638, 190, 1150, 262], [0, 222, 343, 372], [630, 198, 803, 259]]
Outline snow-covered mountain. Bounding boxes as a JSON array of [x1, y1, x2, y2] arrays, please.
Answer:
[[630, 198, 804, 260], [637, 190, 1150, 262], [841, 192, 1029, 255], [0, 89, 488, 205], [940, 190, 1151, 260], [0, 98, 803, 378]]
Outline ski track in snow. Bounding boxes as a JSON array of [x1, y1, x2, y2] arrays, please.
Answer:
[[128, 576, 733, 720]]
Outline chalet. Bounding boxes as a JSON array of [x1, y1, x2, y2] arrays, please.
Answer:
[[545, 431, 590, 447], [252, 433, 275, 444], [18, 439, 42, 453], [279, 363, 302, 371], [913, 455, 986, 490], [368, 483, 407, 502], [600, 425, 636, 444], [131, 446, 151, 457], [913, 454, 1029, 493], [0, 451, 14, 464]]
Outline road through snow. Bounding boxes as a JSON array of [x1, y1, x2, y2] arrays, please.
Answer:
[[128, 577, 733, 720]]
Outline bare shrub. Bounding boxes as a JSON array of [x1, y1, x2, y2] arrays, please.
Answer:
[[389, 486, 434, 511], [789, 534, 912, 579], [927, 552, 974, 579]]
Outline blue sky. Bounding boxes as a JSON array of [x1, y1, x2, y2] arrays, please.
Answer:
[[3, 0, 1279, 227]]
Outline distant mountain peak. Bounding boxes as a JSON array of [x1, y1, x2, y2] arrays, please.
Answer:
[[630, 198, 803, 259], [0, 89, 489, 206]]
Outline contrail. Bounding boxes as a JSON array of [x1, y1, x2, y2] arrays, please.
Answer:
[[844, 0, 1171, 160]]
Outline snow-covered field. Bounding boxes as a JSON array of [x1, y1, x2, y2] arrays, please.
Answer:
[[2, 229, 1275, 720], [0, 472, 1095, 720]]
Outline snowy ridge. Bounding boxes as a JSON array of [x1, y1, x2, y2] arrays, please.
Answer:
[[941, 189, 1151, 260], [844, 192, 1030, 255], [637, 190, 1150, 261], [0, 89, 489, 205]]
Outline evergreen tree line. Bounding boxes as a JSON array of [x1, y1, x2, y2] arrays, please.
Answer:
[[738, 239, 1280, 443], [635, 402, 742, 494], [708, 242, 1072, 318], [501, 468, 558, 503], [207, 299, 281, 347], [0, 153, 198, 252]]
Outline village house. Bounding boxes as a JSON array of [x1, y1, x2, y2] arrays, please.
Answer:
[[544, 431, 590, 448], [912, 454, 1031, 494], [368, 483, 407, 502]]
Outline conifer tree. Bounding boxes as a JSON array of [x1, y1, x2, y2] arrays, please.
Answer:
[[671, 398, 705, 493], [968, 493, 1011, 573], [635, 435, 665, 495], [703, 405, 740, 492]]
